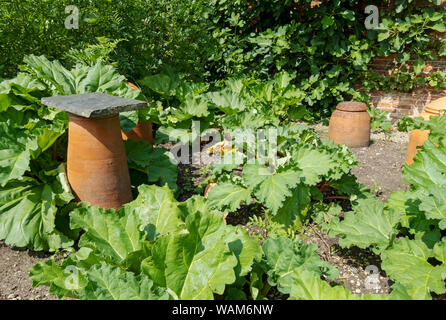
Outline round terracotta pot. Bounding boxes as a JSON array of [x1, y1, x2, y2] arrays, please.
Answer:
[[405, 115, 431, 166], [204, 182, 217, 198], [405, 97, 446, 165], [121, 121, 153, 144], [67, 113, 133, 210], [122, 81, 153, 144], [328, 101, 370, 148]]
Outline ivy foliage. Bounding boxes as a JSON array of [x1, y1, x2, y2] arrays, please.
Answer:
[[2, 1, 446, 119]]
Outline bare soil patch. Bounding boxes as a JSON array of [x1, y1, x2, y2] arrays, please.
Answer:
[[0, 242, 55, 300]]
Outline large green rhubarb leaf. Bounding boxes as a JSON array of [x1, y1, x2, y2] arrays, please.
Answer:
[[419, 185, 446, 229], [75, 62, 126, 94], [242, 164, 300, 214], [140, 73, 179, 96], [31, 190, 261, 300], [387, 190, 441, 247], [30, 251, 169, 300], [124, 184, 183, 240], [141, 210, 239, 299], [23, 55, 138, 99], [125, 140, 178, 191], [329, 198, 401, 253], [0, 178, 73, 251], [178, 195, 261, 278], [381, 238, 446, 300], [261, 237, 338, 295], [273, 185, 311, 226], [70, 205, 146, 263], [207, 89, 246, 115], [402, 140, 446, 188], [434, 238, 446, 263], [23, 55, 76, 94], [225, 226, 263, 278], [29, 248, 99, 297], [291, 147, 335, 186], [0, 123, 38, 186], [80, 265, 169, 300], [207, 182, 252, 212], [172, 95, 210, 121]]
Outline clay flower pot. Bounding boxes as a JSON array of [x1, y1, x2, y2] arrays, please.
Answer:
[[328, 101, 370, 148], [67, 114, 133, 209], [121, 81, 153, 144], [405, 97, 446, 165], [41, 93, 147, 210]]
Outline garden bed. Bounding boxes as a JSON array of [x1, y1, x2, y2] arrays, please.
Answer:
[[0, 126, 409, 300]]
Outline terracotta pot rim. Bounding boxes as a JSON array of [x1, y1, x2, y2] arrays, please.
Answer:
[[336, 101, 367, 112], [424, 107, 441, 116], [424, 96, 446, 115]]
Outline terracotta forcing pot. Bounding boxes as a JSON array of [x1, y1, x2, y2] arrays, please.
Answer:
[[67, 113, 133, 210], [405, 97, 446, 165], [204, 182, 217, 198], [121, 121, 153, 144], [122, 81, 153, 144], [328, 101, 370, 148]]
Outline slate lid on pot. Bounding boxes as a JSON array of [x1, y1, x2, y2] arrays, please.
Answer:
[[41, 92, 147, 118], [336, 101, 367, 112], [424, 96, 446, 116]]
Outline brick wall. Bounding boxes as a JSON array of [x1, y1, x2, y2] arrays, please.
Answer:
[[367, 55, 446, 120], [368, 89, 446, 120], [363, 2, 446, 119]]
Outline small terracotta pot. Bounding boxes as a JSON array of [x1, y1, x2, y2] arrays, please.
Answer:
[[405, 124, 430, 166], [328, 102, 370, 148], [405, 97, 446, 165], [67, 113, 133, 210], [204, 182, 217, 198], [122, 81, 153, 145], [121, 121, 153, 144]]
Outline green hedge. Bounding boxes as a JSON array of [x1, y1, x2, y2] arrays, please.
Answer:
[[1, 0, 445, 119], [0, 0, 216, 80]]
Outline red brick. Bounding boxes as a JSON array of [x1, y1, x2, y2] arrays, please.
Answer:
[[376, 102, 392, 109]]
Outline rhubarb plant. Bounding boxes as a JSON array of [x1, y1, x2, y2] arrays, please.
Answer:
[[326, 133, 446, 299], [207, 124, 363, 228], [30, 185, 262, 300], [0, 55, 149, 251]]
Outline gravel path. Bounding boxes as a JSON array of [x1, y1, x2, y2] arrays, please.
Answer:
[[310, 124, 409, 200]]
